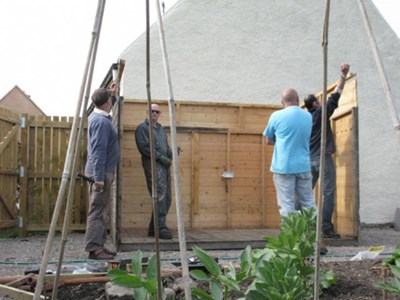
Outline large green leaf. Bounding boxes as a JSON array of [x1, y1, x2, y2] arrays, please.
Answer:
[[390, 264, 400, 279], [108, 268, 129, 279], [246, 290, 266, 300], [320, 269, 336, 289], [146, 255, 158, 280], [190, 269, 210, 281], [191, 287, 214, 300], [133, 287, 148, 300], [192, 245, 221, 277], [217, 274, 241, 292], [132, 250, 143, 275], [142, 278, 158, 294], [210, 279, 223, 300], [240, 245, 252, 273], [111, 274, 144, 288], [376, 282, 400, 293]]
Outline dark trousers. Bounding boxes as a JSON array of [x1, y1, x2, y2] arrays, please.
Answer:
[[142, 159, 172, 231], [310, 155, 336, 231]]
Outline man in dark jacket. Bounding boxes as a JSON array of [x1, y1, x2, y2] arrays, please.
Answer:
[[135, 104, 173, 239], [304, 64, 350, 238]]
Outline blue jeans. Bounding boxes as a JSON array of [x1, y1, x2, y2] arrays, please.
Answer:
[[273, 172, 316, 217], [311, 155, 336, 231]]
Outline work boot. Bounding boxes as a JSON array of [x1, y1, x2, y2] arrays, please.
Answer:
[[89, 249, 114, 260], [148, 227, 172, 239], [159, 227, 173, 239], [323, 228, 341, 239], [103, 247, 117, 256]]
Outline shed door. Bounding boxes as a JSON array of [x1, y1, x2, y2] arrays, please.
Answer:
[[190, 131, 228, 228], [188, 130, 278, 229], [332, 108, 359, 237]]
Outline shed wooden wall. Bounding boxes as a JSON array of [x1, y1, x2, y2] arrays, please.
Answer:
[[120, 101, 280, 231], [119, 76, 358, 235]]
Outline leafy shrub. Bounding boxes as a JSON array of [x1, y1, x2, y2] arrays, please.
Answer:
[[376, 244, 400, 294], [108, 250, 162, 300], [190, 208, 336, 299]]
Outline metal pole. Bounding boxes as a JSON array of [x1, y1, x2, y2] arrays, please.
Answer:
[[314, 1, 330, 299], [33, 1, 106, 299], [145, 1, 163, 299], [51, 1, 106, 297], [154, 1, 192, 299]]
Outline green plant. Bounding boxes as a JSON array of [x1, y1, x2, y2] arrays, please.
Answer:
[[189, 208, 336, 300], [376, 244, 400, 294], [0, 228, 19, 239], [0, 229, 48, 239], [108, 250, 162, 300], [246, 255, 306, 300], [246, 208, 336, 299], [190, 245, 253, 299]]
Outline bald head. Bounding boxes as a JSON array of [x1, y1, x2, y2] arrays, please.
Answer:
[[150, 103, 161, 126], [281, 88, 299, 106]]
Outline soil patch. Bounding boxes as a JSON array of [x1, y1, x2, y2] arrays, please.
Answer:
[[50, 260, 398, 299]]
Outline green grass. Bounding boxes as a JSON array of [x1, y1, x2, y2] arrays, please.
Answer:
[[0, 229, 48, 239]]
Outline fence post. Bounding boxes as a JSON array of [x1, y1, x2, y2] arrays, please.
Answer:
[[19, 113, 29, 236]]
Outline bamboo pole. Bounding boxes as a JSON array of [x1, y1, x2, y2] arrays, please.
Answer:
[[0, 284, 46, 300], [154, 1, 192, 299], [314, 1, 330, 299], [357, 0, 400, 131], [113, 59, 126, 250], [51, 1, 106, 298], [145, 1, 163, 299], [33, 1, 107, 299]]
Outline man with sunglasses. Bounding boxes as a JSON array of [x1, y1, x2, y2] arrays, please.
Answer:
[[135, 103, 173, 239]]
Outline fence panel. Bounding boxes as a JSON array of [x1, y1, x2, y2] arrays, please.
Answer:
[[19, 116, 88, 232], [0, 107, 20, 229]]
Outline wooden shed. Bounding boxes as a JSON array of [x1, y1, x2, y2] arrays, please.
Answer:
[[115, 76, 359, 251]]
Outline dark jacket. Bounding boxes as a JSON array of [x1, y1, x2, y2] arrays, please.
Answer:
[[308, 92, 341, 158], [135, 119, 172, 163]]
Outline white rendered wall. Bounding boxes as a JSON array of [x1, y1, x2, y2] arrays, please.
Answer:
[[120, 0, 400, 224]]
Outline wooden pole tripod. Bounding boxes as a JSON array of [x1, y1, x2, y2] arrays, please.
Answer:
[[34, 1, 107, 298]]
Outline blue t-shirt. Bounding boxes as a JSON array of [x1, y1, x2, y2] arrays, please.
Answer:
[[263, 106, 312, 174]]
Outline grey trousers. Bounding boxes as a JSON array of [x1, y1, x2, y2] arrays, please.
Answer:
[[84, 172, 114, 252], [142, 159, 172, 231]]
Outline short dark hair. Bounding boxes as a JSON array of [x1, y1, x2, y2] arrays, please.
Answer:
[[304, 94, 318, 110], [91, 88, 111, 107]]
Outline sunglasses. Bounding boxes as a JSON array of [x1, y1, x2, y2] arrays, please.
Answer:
[[152, 110, 160, 114]]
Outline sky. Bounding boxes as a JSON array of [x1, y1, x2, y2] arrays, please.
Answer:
[[0, 0, 399, 117]]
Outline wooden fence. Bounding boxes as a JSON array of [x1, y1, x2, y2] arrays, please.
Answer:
[[18, 115, 88, 233], [0, 76, 358, 238], [0, 107, 20, 229]]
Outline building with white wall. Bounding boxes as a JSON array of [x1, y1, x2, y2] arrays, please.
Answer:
[[118, 0, 400, 225]]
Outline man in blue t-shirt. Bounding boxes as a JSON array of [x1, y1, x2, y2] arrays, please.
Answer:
[[263, 88, 316, 217]]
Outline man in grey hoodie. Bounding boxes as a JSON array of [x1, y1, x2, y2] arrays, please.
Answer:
[[135, 104, 173, 239]]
